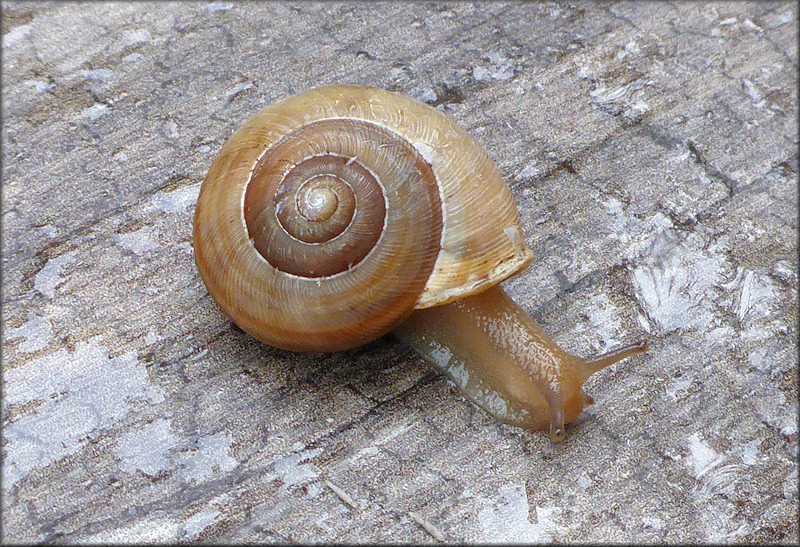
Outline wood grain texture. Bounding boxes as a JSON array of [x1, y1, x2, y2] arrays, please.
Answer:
[[2, 1, 797, 543]]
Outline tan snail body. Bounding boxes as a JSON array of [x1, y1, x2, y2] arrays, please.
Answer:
[[193, 84, 648, 441]]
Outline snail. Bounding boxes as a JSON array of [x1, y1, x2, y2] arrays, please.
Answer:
[[193, 84, 648, 441]]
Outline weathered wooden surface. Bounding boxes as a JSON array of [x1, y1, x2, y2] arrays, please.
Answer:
[[2, 1, 797, 543]]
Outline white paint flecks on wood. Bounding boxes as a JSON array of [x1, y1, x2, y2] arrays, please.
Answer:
[[5, 313, 53, 353], [115, 226, 161, 256], [34, 251, 78, 299], [4, 339, 163, 487], [478, 484, 564, 543]]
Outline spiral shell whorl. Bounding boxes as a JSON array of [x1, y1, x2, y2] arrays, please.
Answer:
[[244, 119, 415, 278], [194, 100, 443, 351]]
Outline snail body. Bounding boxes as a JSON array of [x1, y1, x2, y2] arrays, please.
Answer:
[[193, 85, 648, 440]]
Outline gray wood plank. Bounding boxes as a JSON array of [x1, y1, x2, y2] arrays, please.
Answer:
[[2, 1, 797, 543]]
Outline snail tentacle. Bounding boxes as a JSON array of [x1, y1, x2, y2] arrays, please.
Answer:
[[579, 340, 650, 380]]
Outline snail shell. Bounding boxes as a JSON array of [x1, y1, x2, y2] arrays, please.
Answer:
[[193, 84, 532, 352]]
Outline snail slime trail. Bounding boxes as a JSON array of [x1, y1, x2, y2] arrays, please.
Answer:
[[193, 85, 650, 441]]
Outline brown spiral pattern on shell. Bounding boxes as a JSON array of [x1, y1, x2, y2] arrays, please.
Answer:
[[194, 116, 443, 352], [244, 120, 391, 278]]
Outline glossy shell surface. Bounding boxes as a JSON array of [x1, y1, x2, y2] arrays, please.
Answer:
[[193, 85, 533, 351]]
